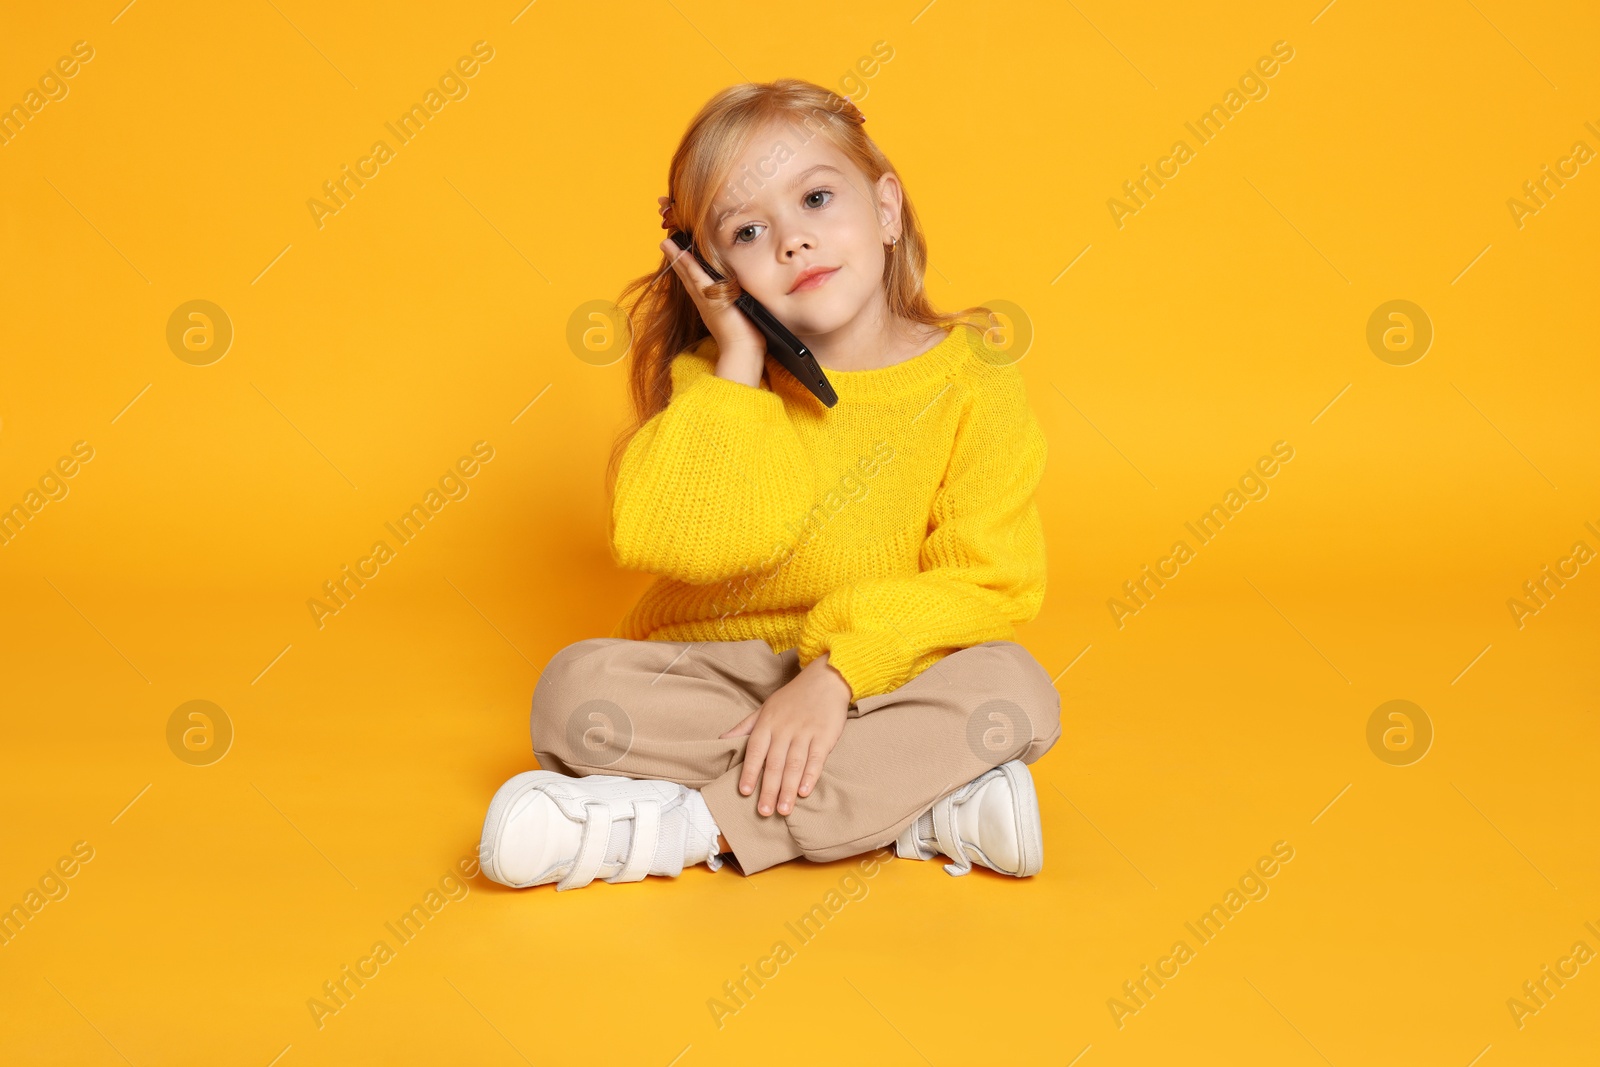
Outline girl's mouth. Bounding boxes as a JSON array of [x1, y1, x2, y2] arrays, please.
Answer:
[[789, 267, 839, 293]]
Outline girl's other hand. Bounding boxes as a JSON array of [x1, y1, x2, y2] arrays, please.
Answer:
[[658, 225, 766, 385], [718, 654, 853, 817]]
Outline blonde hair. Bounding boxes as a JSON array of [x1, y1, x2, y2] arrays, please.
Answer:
[[604, 77, 988, 500]]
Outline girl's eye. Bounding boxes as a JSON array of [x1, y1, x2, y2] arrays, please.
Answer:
[[730, 188, 834, 245]]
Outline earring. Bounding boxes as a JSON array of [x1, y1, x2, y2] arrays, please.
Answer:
[[888, 235, 899, 250]]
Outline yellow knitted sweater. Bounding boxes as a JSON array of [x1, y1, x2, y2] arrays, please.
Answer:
[[608, 323, 1048, 706]]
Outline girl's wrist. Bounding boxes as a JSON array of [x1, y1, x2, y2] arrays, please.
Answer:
[[715, 347, 765, 387], [809, 653, 854, 703]]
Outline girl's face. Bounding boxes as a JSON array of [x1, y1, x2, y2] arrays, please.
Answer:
[[705, 120, 899, 338]]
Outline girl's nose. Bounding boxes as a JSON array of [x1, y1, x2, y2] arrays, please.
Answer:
[[778, 220, 817, 258]]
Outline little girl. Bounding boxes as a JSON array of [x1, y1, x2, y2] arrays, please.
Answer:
[[479, 78, 1060, 891]]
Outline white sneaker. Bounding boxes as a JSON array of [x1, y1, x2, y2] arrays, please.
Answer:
[[479, 770, 724, 891], [895, 760, 1043, 877]]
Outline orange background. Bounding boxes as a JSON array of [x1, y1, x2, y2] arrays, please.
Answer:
[[1, 1, 1596, 1064]]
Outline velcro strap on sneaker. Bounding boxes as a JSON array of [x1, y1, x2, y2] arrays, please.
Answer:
[[931, 798, 972, 876], [895, 821, 928, 860], [557, 799, 613, 891], [611, 798, 661, 883]]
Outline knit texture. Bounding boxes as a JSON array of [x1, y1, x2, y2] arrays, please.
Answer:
[[608, 325, 1047, 705]]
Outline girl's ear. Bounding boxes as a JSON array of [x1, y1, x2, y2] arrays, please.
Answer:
[[874, 171, 905, 240]]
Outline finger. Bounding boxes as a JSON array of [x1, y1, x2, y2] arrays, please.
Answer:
[[776, 740, 810, 815], [662, 241, 707, 292], [718, 710, 757, 739], [659, 237, 712, 290], [739, 725, 770, 798], [757, 736, 790, 816], [797, 744, 830, 799]]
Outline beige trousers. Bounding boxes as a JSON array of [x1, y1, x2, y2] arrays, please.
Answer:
[[527, 638, 1062, 875]]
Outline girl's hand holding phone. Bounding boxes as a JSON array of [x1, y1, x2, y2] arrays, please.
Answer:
[[718, 653, 854, 818], [657, 203, 766, 387]]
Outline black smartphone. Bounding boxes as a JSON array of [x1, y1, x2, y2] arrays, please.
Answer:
[[667, 230, 838, 408]]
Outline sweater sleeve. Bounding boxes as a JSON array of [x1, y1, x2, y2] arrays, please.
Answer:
[[796, 364, 1047, 706], [609, 340, 815, 585]]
